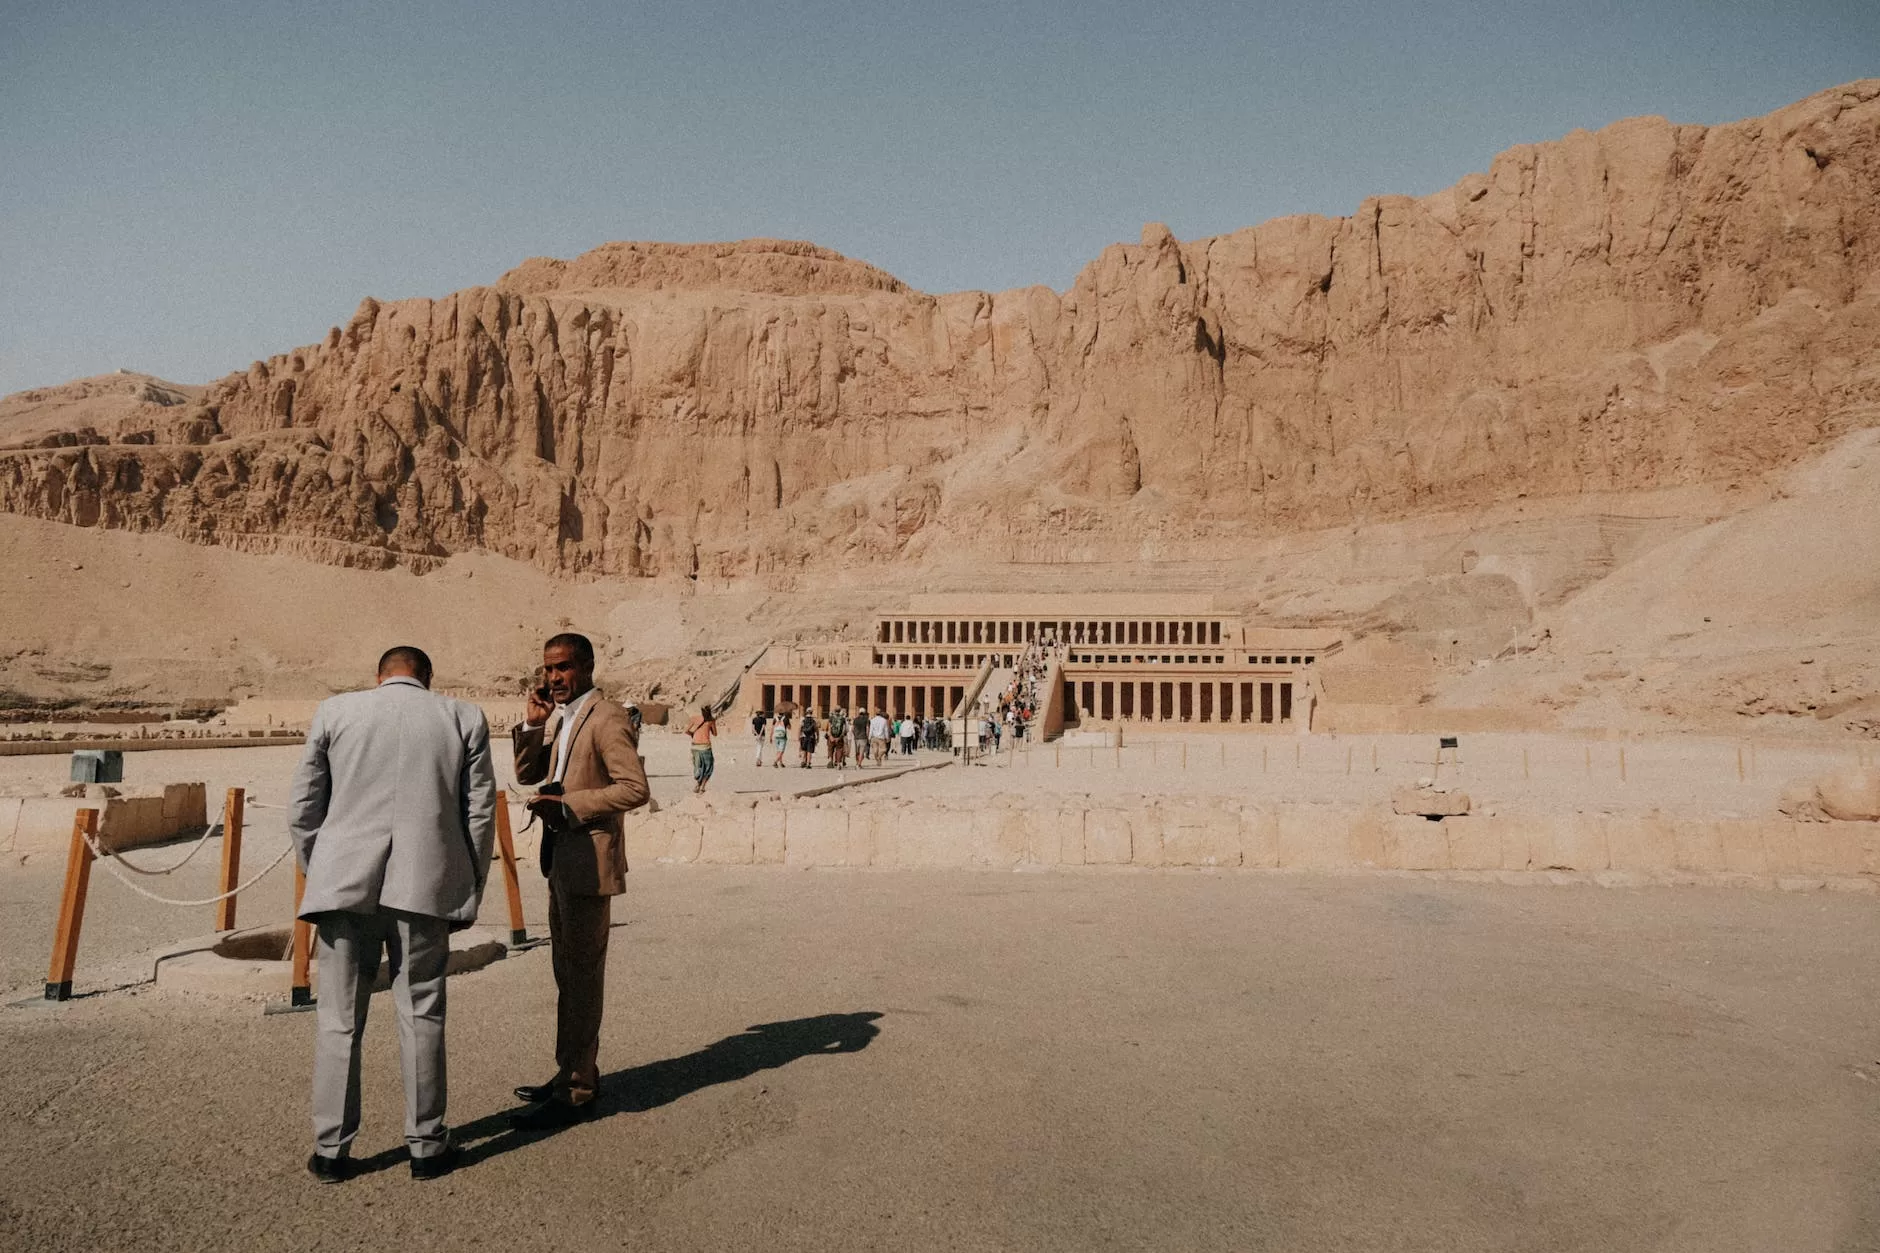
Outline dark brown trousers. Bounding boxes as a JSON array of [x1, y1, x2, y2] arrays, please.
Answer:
[[547, 881, 612, 1106]]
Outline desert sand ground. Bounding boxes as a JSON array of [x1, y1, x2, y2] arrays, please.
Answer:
[[2, 864, 1874, 1252]]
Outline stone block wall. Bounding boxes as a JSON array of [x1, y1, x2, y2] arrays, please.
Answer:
[[620, 793, 1879, 889]]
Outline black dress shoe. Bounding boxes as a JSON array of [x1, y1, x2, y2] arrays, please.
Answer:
[[410, 1145, 460, 1181], [508, 1098, 597, 1130], [307, 1153, 353, 1184], [513, 1079, 557, 1103]]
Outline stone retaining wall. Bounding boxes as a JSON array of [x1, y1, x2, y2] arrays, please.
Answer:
[[3, 783, 210, 857], [624, 794, 1879, 887]]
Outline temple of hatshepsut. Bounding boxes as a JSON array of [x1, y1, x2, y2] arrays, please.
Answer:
[[743, 595, 1341, 735]]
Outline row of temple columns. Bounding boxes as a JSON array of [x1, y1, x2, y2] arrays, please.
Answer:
[[881, 618, 1226, 647], [1070, 678, 1295, 725], [763, 681, 967, 721], [875, 653, 1011, 670]]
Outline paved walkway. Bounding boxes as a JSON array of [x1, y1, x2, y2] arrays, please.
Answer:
[[2, 870, 1875, 1251]]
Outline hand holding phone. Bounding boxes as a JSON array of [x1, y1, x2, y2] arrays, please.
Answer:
[[525, 679, 554, 727]]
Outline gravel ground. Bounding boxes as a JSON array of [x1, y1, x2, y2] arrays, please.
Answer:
[[1, 868, 1876, 1252]]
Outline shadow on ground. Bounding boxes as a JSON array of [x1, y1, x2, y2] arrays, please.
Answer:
[[351, 1011, 883, 1175]]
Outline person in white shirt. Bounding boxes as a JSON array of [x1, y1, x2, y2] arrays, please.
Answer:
[[868, 712, 890, 765]]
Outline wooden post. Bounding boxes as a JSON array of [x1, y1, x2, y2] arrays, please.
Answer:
[[1055, 745, 1060, 769], [289, 863, 314, 1008], [1345, 746, 1353, 775], [45, 809, 99, 1001], [1181, 742, 1187, 770], [1523, 747, 1530, 780], [1736, 745, 1745, 782], [1372, 744, 1378, 773], [1219, 742, 1225, 766], [214, 787, 245, 932], [1619, 746, 1627, 783], [1295, 742, 1301, 770], [1584, 745, 1591, 777], [493, 790, 529, 947], [1262, 745, 1268, 774]]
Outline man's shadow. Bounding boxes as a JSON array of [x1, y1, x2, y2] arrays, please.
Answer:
[[435, 1011, 883, 1169]]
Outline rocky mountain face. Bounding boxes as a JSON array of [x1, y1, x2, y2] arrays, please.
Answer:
[[3, 83, 1876, 579]]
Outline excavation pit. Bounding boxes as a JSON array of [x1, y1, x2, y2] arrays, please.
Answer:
[[153, 923, 513, 1001]]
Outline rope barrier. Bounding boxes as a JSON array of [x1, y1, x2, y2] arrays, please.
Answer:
[[85, 822, 221, 876], [81, 827, 295, 908]]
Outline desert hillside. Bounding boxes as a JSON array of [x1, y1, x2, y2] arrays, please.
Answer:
[[2, 425, 1873, 736], [1, 82, 1875, 582]]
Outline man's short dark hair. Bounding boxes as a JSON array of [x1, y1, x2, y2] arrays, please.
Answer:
[[544, 632, 595, 667], [377, 645, 434, 686]]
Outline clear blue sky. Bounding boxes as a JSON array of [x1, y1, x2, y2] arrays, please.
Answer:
[[1, 0, 1874, 395]]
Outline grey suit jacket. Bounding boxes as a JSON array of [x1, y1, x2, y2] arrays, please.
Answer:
[[289, 676, 497, 926]]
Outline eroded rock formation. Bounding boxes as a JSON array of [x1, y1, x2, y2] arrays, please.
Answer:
[[3, 82, 1877, 576]]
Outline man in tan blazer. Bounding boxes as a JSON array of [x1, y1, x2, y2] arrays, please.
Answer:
[[509, 632, 649, 1128]]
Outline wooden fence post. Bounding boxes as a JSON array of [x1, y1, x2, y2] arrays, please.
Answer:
[[45, 808, 99, 1001], [494, 791, 530, 947], [214, 787, 245, 932], [289, 863, 314, 1008]]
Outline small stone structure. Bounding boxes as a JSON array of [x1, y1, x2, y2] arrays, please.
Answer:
[[1, 782, 208, 858], [98, 783, 209, 850]]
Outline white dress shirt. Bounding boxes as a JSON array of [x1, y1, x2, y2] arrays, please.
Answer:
[[550, 689, 596, 784]]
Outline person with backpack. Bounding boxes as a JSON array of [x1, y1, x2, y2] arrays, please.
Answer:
[[827, 707, 848, 768], [798, 710, 820, 768]]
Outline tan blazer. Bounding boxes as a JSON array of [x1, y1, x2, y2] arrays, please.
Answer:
[[512, 694, 649, 896]]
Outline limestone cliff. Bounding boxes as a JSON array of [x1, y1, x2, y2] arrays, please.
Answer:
[[3, 82, 1876, 577]]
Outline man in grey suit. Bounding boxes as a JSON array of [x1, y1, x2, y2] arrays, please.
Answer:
[[288, 646, 497, 1183]]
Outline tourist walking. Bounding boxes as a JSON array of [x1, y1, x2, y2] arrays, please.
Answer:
[[772, 711, 791, 767], [509, 632, 650, 1130], [853, 706, 869, 766], [289, 646, 496, 1182], [798, 710, 820, 767], [869, 709, 890, 765], [686, 705, 716, 794], [827, 707, 848, 768], [751, 710, 768, 767]]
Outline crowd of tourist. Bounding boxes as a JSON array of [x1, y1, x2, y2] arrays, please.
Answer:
[[973, 641, 1055, 755], [747, 706, 955, 769]]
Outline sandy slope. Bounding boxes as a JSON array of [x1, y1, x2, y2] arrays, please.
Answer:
[[1436, 429, 1880, 734]]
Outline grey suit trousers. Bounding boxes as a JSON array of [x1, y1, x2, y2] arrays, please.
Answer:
[[312, 909, 451, 1160]]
